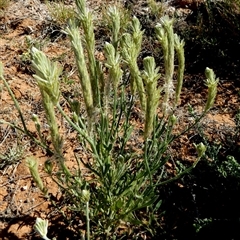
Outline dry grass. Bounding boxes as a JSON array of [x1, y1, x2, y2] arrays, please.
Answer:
[[0, 0, 10, 10], [47, 0, 76, 25]]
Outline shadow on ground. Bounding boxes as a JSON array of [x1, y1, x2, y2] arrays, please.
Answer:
[[158, 158, 240, 239]]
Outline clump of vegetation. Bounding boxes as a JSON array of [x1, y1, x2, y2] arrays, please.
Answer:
[[147, 0, 166, 18], [0, 0, 10, 9], [0, 0, 221, 239], [0, 0, 10, 17], [47, 0, 76, 25], [178, 0, 240, 77]]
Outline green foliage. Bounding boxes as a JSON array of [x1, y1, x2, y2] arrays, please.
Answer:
[[34, 218, 51, 240], [180, 0, 240, 76], [147, 0, 166, 18], [187, 106, 240, 181], [47, 0, 76, 25], [0, 144, 24, 169], [26, 157, 48, 196], [217, 155, 240, 179], [0, 0, 219, 238], [193, 218, 213, 233], [103, 4, 130, 48]]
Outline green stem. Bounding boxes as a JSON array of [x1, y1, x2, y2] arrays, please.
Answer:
[[158, 156, 201, 186], [56, 103, 98, 156], [144, 146, 153, 186], [0, 120, 53, 154], [1, 75, 31, 137], [86, 201, 90, 240], [173, 112, 205, 141], [0, 73, 53, 154]]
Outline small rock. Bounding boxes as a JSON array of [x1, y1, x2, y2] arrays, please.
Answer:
[[21, 185, 28, 191]]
